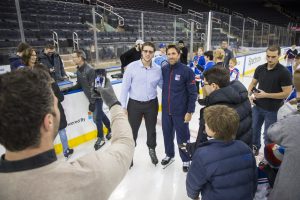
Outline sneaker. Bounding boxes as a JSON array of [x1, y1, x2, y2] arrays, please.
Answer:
[[64, 148, 74, 159], [183, 161, 190, 172], [106, 132, 112, 141], [149, 148, 158, 165], [253, 145, 259, 156], [94, 137, 105, 151], [161, 156, 173, 165]]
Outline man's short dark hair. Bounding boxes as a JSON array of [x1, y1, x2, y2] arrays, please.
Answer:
[[295, 53, 300, 60], [142, 42, 156, 52], [267, 45, 281, 55], [45, 43, 55, 50], [166, 44, 180, 54], [0, 68, 54, 151], [204, 105, 239, 141], [74, 49, 87, 60], [204, 51, 213, 61], [17, 42, 30, 53], [203, 66, 230, 88]]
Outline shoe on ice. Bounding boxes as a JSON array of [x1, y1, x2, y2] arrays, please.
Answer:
[[182, 161, 190, 172], [94, 137, 105, 151], [161, 156, 173, 165], [149, 148, 158, 165]]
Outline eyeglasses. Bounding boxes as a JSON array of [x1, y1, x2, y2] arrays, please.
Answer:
[[143, 50, 154, 54]]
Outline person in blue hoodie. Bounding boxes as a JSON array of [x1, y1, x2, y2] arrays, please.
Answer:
[[161, 44, 197, 172], [9, 42, 30, 71], [186, 105, 257, 200]]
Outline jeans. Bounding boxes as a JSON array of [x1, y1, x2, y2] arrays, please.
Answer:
[[58, 129, 69, 154], [252, 106, 277, 150], [93, 99, 111, 138]]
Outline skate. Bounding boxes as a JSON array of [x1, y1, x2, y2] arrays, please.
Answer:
[[182, 161, 190, 173], [94, 137, 105, 151], [161, 156, 174, 169], [149, 148, 158, 166], [64, 148, 74, 160]]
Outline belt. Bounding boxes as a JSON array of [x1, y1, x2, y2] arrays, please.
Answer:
[[130, 98, 156, 104]]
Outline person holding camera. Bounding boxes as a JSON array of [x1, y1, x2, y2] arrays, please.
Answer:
[[71, 50, 111, 151], [248, 45, 292, 156], [0, 68, 134, 200]]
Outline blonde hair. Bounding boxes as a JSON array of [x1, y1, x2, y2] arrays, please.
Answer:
[[214, 48, 225, 62], [229, 58, 237, 65]]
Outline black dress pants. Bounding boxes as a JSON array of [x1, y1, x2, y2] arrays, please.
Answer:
[[127, 98, 158, 149]]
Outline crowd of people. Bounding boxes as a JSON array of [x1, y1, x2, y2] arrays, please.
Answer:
[[0, 40, 299, 200]]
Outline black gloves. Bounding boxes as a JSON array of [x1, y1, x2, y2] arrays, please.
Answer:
[[89, 103, 95, 112]]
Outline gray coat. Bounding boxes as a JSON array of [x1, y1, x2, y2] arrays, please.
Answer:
[[72, 62, 100, 103], [267, 111, 300, 200]]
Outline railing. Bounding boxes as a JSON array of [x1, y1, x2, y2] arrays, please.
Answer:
[[96, 4, 124, 26], [96, 0, 113, 11], [72, 32, 79, 51], [52, 31, 59, 53], [188, 9, 204, 20], [232, 11, 243, 18], [189, 19, 203, 30], [153, 0, 164, 5], [168, 2, 182, 12]]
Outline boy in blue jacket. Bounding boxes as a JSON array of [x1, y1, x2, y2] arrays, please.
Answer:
[[186, 105, 257, 200]]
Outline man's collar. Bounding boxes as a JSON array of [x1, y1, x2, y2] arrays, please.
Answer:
[[265, 62, 280, 70], [0, 149, 57, 173], [139, 59, 153, 69]]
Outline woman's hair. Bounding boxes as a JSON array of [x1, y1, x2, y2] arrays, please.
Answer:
[[22, 47, 36, 67]]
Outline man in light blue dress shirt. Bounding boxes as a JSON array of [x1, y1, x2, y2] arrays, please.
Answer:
[[120, 42, 163, 167]]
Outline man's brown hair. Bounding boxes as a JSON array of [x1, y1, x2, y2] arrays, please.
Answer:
[[204, 105, 239, 141], [142, 42, 156, 52], [267, 45, 281, 55]]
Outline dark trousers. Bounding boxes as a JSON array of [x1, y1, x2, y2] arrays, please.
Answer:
[[162, 113, 190, 162], [127, 98, 158, 149], [94, 99, 111, 138]]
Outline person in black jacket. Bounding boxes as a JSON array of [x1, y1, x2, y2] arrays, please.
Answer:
[[39, 44, 67, 81], [33, 64, 74, 158], [187, 66, 252, 156], [178, 40, 188, 65], [221, 41, 234, 68], [120, 39, 143, 74]]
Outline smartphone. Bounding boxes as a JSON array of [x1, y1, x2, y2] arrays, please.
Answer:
[[95, 69, 106, 88], [251, 87, 260, 93]]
